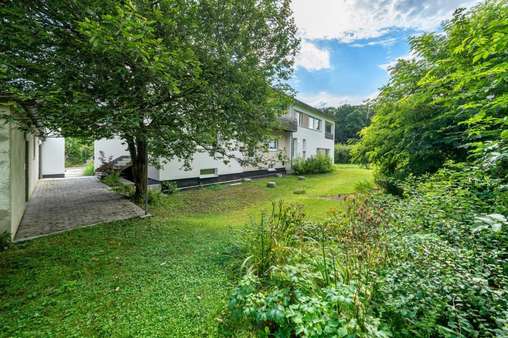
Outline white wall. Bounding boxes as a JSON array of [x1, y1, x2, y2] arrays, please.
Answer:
[[94, 137, 130, 170], [0, 105, 10, 235], [41, 137, 65, 176], [157, 133, 290, 181], [92, 102, 332, 182], [290, 105, 335, 163], [9, 127, 27, 236]]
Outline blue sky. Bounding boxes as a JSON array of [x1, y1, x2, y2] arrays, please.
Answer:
[[290, 0, 481, 107]]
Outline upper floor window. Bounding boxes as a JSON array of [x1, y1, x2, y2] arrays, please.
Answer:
[[298, 112, 321, 131]]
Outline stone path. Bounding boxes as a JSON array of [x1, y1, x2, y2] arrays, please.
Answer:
[[15, 177, 145, 241], [65, 166, 85, 177]]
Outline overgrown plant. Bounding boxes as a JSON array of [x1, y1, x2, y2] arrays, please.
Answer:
[[293, 154, 334, 175], [225, 161, 508, 336]]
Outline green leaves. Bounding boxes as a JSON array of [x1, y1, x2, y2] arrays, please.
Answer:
[[354, 0, 508, 180]]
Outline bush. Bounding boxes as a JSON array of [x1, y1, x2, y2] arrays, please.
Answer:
[[100, 171, 121, 187], [83, 161, 95, 176], [293, 153, 333, 175], [65, 137, 93, 167], [225, 201, 389, 337], [334, 143, 352, 164], [161, 181, 178, 194], [0, 232, 11, 251], [224, 164, 508, 337]]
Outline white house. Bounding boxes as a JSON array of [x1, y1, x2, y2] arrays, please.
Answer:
[[0, 103, 65, 239], [94, 100, 335, 188]]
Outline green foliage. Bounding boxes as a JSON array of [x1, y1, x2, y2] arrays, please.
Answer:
[[0, 0, 299, 198], [227, 202, 389, 337], [293, 154, 334, 175], [226, 162, 508, 336], [161, 181, 178, 194], [65, 137, 93, 167], [334, 143, 353, 164], [353, 0, 508, 180], [100, 171, 134, 196], [325, 104, 374, 143], [100, 172, 121, 187], [83, 161, 95, 176], [0, 232, 11, 251], [354, 180, 375, 193], [0, 167, 372, 337]]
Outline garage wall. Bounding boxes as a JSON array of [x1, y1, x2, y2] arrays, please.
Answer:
[[41, 136, 65, 177], [94, 137, 130, 170], [9, 125, 26, 237], [0, 105, 11, 235]]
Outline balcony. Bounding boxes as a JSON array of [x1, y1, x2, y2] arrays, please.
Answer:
[[325, 131, 334, 140], [277, 115, 298, 132]]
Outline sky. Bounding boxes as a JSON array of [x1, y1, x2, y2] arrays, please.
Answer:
[[290, 0, 482, 107]]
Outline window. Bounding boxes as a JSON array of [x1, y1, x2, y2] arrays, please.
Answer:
[[302, 139, 307, 159], [325, 121, 333, 139], [267, 139, 278, 151], [200, 168, 217, 176], [317, 148, 330, 156], [298, 111, 321, 131]]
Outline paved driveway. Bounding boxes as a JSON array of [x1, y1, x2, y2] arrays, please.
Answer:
[[15, 177, 145, 241]]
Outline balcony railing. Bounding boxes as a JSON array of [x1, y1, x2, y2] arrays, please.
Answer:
[[325, 131, 334, 140], [277, 115, 298, 132]]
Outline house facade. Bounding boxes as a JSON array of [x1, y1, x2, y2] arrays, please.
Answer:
[[0, 103, 66, 239], [0, 103, 42, 239], [94, 100, 335, 188]]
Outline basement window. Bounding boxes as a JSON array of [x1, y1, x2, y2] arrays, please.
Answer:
[[200, 168, 217, 177]]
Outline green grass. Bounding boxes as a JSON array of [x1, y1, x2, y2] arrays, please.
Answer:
[[0, 165, 372, 337], [83, 161, 95, 176]]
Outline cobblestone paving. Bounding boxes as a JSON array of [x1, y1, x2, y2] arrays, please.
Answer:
[[15, 177, 145, 241]]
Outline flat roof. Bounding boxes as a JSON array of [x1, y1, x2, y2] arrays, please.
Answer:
[[292, 98, 335, 120]]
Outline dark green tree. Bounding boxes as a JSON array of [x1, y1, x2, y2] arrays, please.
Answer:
[[325, 103, 373, 143], [353, 0, 507, 179], [0, 0, 298, 200]]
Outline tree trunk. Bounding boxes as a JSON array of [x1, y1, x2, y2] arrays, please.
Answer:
[[127, 136, 148, 204]]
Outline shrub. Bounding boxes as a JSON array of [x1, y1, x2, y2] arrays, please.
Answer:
[[334, 143, 352, 164], [65, 137, 93, 167], [293, 153, 333, 175], [227, 202, 389, 337], [100, 171, 121, 187], [83, 161, 95, 176], [0, 232, 11, 251], [161, 181, 178, 194], [225, 164, 508, 337]]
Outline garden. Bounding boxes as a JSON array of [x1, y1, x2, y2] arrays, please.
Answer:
[[0, 165, 373, 337]]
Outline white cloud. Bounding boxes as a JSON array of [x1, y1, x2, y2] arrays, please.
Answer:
[[292, 0, 481, 42], [298, 91, 378, 108], [378, 51, 417, 72], [351, 37, 398, 48], [295, 41, 331, 71]]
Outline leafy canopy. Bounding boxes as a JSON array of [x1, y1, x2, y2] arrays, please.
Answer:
[[325, 104, 374, 144], [0, 0, 299, 196], [353, 0, 508, 179]]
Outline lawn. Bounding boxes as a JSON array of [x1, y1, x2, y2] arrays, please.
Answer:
[[0, 165, 372, 337]]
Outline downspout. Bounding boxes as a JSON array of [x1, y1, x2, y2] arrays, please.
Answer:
[[289, 131, 293, 172]]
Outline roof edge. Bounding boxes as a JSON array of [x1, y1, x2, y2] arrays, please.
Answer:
[[291, 98, 334, 120]]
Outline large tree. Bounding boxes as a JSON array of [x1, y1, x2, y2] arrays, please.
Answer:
[[324, 103, 373, 143], [353, 0, 507, 179], [0, 0, 298, 200]]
